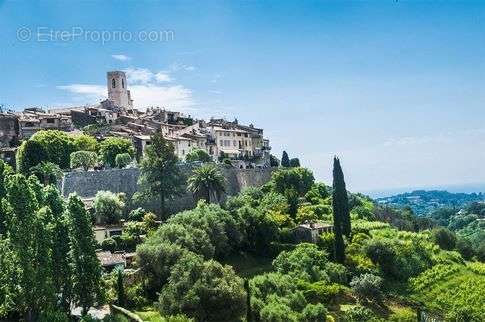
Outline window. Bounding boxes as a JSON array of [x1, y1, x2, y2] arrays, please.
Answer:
[[220, 140, 223, 146], [112, 78, 116, 88], [233, 140, 237, 146], [122, 78, 125, 88], [182, 150, 185, 155], [46, 118, 55, 124]]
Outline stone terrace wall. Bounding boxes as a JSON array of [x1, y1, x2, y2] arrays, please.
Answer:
[[60, 166, 275, 214]]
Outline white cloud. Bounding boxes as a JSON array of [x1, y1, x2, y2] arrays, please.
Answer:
[[130, 84, 194, 111], [155, 71, 172, 82], [170, 62, 196, 72], [111, 54, 131, 61], [124, 67, 154, 84], [124, 67, 172, 84], [56, 84, 106, 100]]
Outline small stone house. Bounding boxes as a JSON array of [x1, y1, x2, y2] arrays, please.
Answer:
[[292, 222, 333, 243]]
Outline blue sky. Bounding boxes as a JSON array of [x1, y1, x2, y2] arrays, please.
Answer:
[[1, 1, 485, 193]]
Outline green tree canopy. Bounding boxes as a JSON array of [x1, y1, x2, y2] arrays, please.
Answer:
[[185, 148, 212, 163], [98, 137, 134, 168], [70, 151, 97, 171], [93, 191, 125, 224], [272, 243, 329, 282], [159, 257, 246, 322], [281, 151, 290, 168], [289, 158, 300, 167], [271, 167, 315, 197], [135, 132, 184, 218], [16, 140, 49, 174], [72, 134, 98, 152], [31, 130, 76, 169]]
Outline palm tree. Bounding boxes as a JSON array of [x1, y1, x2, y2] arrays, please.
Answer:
[[187, 163, 226, 203]]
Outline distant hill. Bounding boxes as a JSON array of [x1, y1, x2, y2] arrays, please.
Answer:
[[375, 190, 485, 215]]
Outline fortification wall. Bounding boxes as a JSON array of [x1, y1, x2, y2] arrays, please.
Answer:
[[60, 166, 275, 214]]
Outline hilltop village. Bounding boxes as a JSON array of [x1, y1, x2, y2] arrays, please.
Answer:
[[0, 71, 271, 169]]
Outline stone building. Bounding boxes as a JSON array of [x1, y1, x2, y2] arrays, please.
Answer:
[[292, 222, 334, 243], [16, 108, 73, 138], [107, 71, 133, 110]]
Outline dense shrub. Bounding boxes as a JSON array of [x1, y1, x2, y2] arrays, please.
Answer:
[[115, 153, 132, 168], [159, 258, 246, 322], [128, 207, 147, 222], [343, 305, 377, 322], [431, 227, 457, 250], [350, 273, 383, 302], [300, 303, 328, 322], [101, 238, 117, 252], [272, 243, 329, 282]]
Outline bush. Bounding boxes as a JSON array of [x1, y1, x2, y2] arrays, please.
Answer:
[[159, 259, 246, 322], [350, 273, 383, 302], [70, 150, 97, 170], [344, 305, 376, 322], [431, 227, 457, 250], [128, 207, 147, 221], [101, 237, 118, 252], [93, 191, 125, 224], [272, 243, 329, 282], [99, 137, 135, 168], [301, 303, 328, 322], [456, 238, 474, 260], [115, 153, 132, 168]]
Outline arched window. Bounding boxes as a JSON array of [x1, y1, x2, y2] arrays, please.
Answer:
[[112, 78, 116, 88], [122, 78, 125, 89]]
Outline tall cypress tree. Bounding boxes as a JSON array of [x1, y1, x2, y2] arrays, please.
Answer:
[[44, 185, 72, 312], [6, 174, 55, 320], [333, 157, 351, 237], [332, 157, 351, 263], [281, 151, 290, 167], [116, 267, 125, 307], [67, 194, 103, 315]]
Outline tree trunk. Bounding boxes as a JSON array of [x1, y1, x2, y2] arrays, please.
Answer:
[[206, 189, 211, 203], [160, 192, 166, 219]]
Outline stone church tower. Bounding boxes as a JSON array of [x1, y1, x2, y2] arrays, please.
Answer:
[[107, 71, 133, 109]]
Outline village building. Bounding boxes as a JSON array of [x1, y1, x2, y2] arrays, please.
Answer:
[[292, 222, 334, 243], [0, 71, 272, 169], [16, 108, 73, 139]]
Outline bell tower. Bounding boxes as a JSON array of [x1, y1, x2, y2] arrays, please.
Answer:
[[107, 71, 133, 109]]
